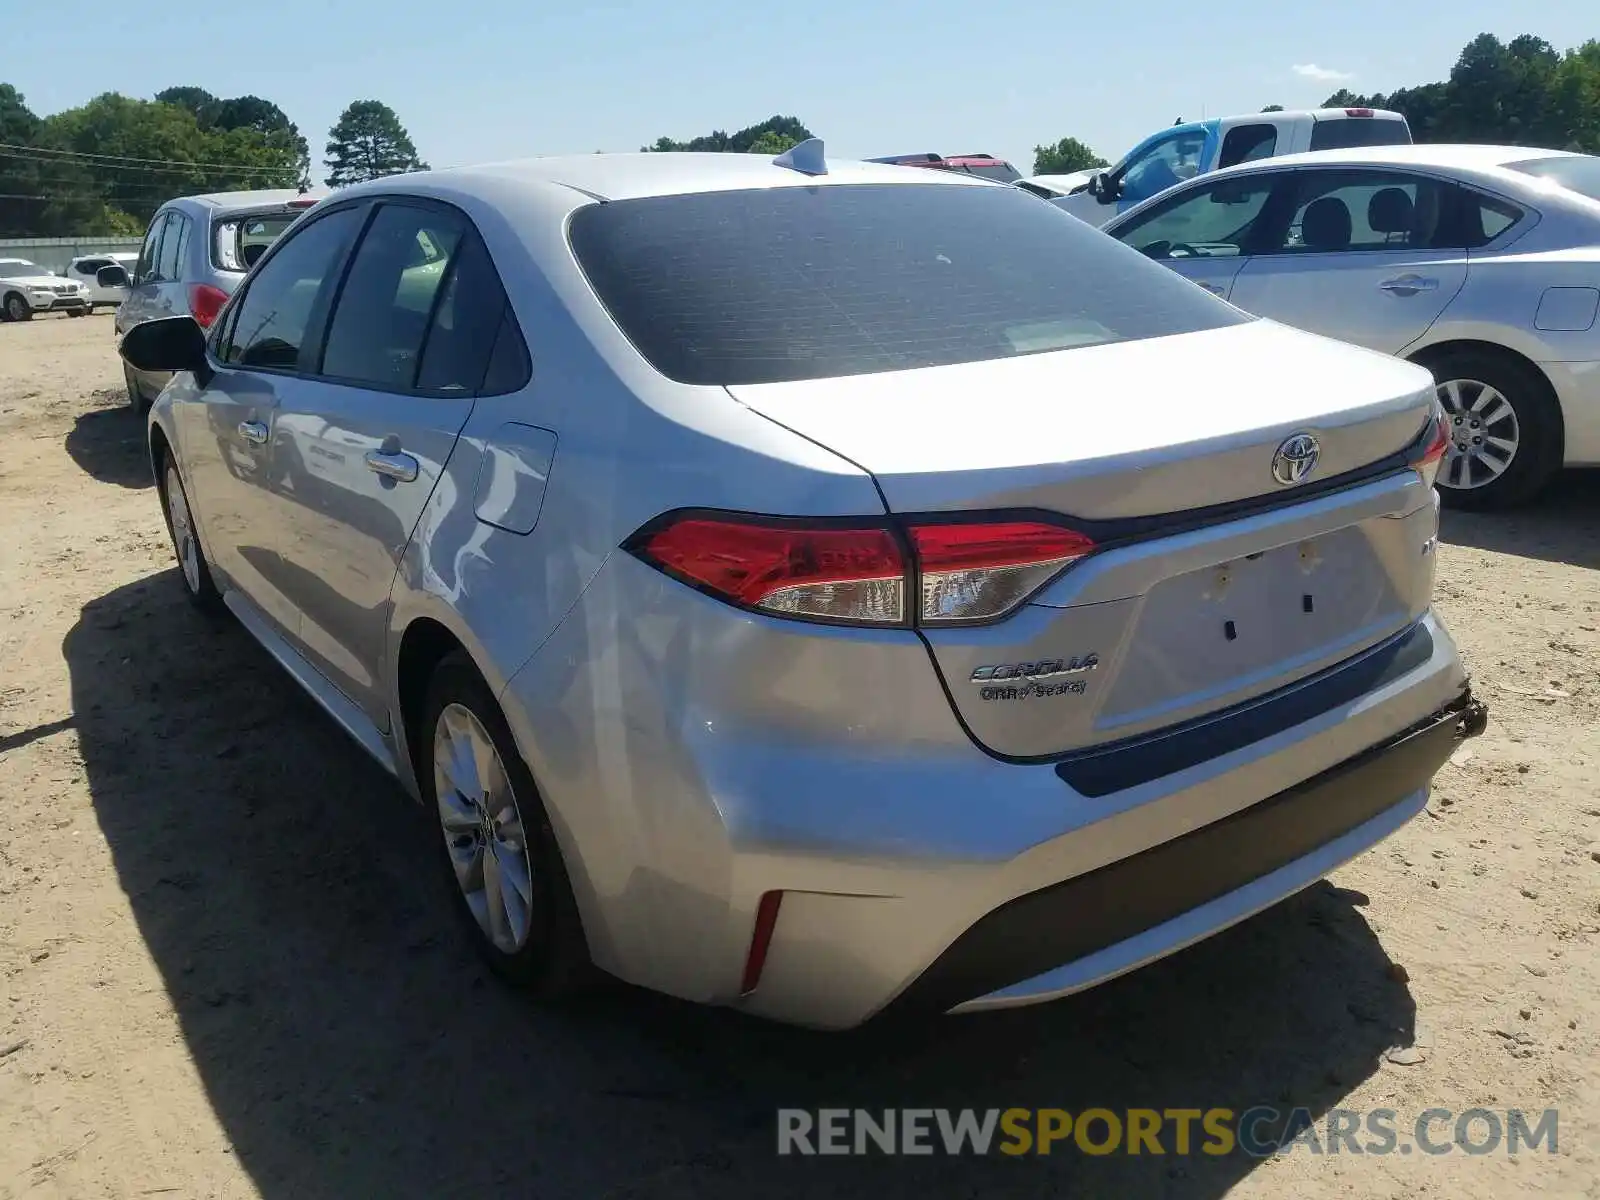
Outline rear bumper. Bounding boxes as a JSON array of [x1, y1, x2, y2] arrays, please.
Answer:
[[890, 688, 1485, 1018], [504, 544, 1477, 1028]]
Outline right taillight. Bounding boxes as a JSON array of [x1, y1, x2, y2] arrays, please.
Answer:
[[627, 513, 1095, 628], [188, 283, 229, 329], [1410, 402, 1450, 489]]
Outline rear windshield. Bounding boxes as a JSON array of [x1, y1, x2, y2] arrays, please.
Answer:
[[211, 211, 300, 272], [567, 182, 1248, 386], [1504, 155, 1600, 204], [1309, 116, 1412, 151]]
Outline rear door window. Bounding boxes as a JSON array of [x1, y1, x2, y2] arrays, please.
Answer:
[[1264, 169, 1451, 254], [156, 213, 187, 281], [318, 203, 464, 390], [568, 182, 1247, 386], [415, 228, 518, 393]]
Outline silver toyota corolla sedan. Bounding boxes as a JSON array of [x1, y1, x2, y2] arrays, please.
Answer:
[[1100, 144, 1600, 510], [116, 143, 1485, 1029]]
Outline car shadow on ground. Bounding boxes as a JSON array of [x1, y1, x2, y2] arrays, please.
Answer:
[[1438, 469, 1600, 570], [63, 398, 152, 489], [65, 572, 1417, 1200]]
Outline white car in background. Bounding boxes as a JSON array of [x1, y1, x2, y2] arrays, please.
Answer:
[[1015, 171, 1099, 199], [1102, 143, 1600, 509], [0, 258, 91, 321], [64, 252, 141, 309]]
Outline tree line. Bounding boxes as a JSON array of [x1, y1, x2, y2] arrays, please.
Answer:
[[0, 87, 427, 238]]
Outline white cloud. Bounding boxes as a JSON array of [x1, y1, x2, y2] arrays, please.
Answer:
[[1292, 63, 1353, 82]]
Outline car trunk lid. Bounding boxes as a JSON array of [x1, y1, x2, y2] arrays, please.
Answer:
[[728, 320, 1442, 761]]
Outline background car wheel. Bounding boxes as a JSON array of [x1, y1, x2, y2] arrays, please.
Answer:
[[67, 309, 86, 318], [422, 652, 594, 999], [159, 460, 223, 612], [123, 362, 151, 415], [1417, 349, 1561, 511], [3, 293, 30, 322]]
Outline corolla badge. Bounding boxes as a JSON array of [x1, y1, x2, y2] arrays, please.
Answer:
[[971, 655, 1098, 702], [1271, 432, 1321, 486]]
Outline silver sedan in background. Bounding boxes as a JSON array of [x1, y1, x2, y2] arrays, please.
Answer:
[[1101, 144, 1600, 509]]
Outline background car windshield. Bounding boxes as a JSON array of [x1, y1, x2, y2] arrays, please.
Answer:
[[1307, 118, 1412, 151], [1505, 155, 1600, 204], [568, 182, 1248, 386], [0, 259, 46, 276]]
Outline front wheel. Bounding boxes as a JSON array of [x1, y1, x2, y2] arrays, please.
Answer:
[[423, 653, 594, 999], [1422, 350, 1562, 511], [160, 460, 223, 612], [67, 308, 86, 318], [3, 293, 31, 322]]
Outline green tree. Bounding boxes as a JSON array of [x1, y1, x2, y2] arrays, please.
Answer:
[[644, 115, 813, 153], [746, 130, 800, 155], [324, 100, 428, 187], [1032, 136, 1108, 176], [1322, 31, 1600, 152]]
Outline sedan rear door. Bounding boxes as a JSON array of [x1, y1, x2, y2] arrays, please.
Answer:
[[1225, 168, 1468, 354], [261, 198, 510, 726]]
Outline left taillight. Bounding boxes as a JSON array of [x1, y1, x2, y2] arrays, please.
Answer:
[[627, 513, 1095, 628], [188, 283, 229, 329]]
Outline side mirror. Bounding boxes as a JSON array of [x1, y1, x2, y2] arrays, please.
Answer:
[[97, 264, 131, 289], [1087, 172, 1117, 203], [120, 316, 207, 374]]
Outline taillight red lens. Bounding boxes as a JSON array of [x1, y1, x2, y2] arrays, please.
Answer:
[[1413, 404, 1450, 489], [911, 521, 1096, 624], [630, 513, 1097, 627], [188, 283, 229, 329], [636, 517, 905, 623]]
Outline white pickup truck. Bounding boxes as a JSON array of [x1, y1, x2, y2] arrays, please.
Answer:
[[1050, 107, 1411, 226]]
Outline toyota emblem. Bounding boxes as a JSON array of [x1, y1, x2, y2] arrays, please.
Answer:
[[1271, 433, 1321, 486]]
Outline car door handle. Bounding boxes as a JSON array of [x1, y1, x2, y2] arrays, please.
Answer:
[[1378, 275, 1438, 295], [365, 449, 419, 482], [237, 420, 268, 446]]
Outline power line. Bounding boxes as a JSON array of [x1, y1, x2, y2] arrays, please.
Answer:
[[0, 149, 293, 181], [0, 140, 302, 175]]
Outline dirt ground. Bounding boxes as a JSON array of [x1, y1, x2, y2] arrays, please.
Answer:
[[0, 312, 1597, 1199]]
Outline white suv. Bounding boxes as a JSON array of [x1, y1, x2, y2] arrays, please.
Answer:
[[64, 253, 140, 309], [0, 258, 91, 321]]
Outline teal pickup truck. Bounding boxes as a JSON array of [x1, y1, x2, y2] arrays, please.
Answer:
[[1051, 107, 1411, 226]]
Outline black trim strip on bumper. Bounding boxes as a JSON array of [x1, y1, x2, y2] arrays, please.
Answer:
[[1055, 622, 1435, 798], [881, 689, 1487, 1019]]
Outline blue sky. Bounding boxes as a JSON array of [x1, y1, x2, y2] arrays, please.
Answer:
[[8, 0, 1594, 178]]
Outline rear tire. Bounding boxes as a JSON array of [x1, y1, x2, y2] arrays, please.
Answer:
[[67, 309, 86, 318], [1416, 348, 1562, 511], [3, 293, 30, 322], [422, 652, 595, 1000]]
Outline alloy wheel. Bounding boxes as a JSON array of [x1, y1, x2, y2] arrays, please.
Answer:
[[433, 703, 537, 954], [1435, 377, 1520, 491], [165, 465, 201, 594]]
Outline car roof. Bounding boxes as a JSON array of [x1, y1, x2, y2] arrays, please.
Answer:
[[1215, 143, 1579, 175], [400, 150, 994, 203], [168, 187, 330, 215]]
